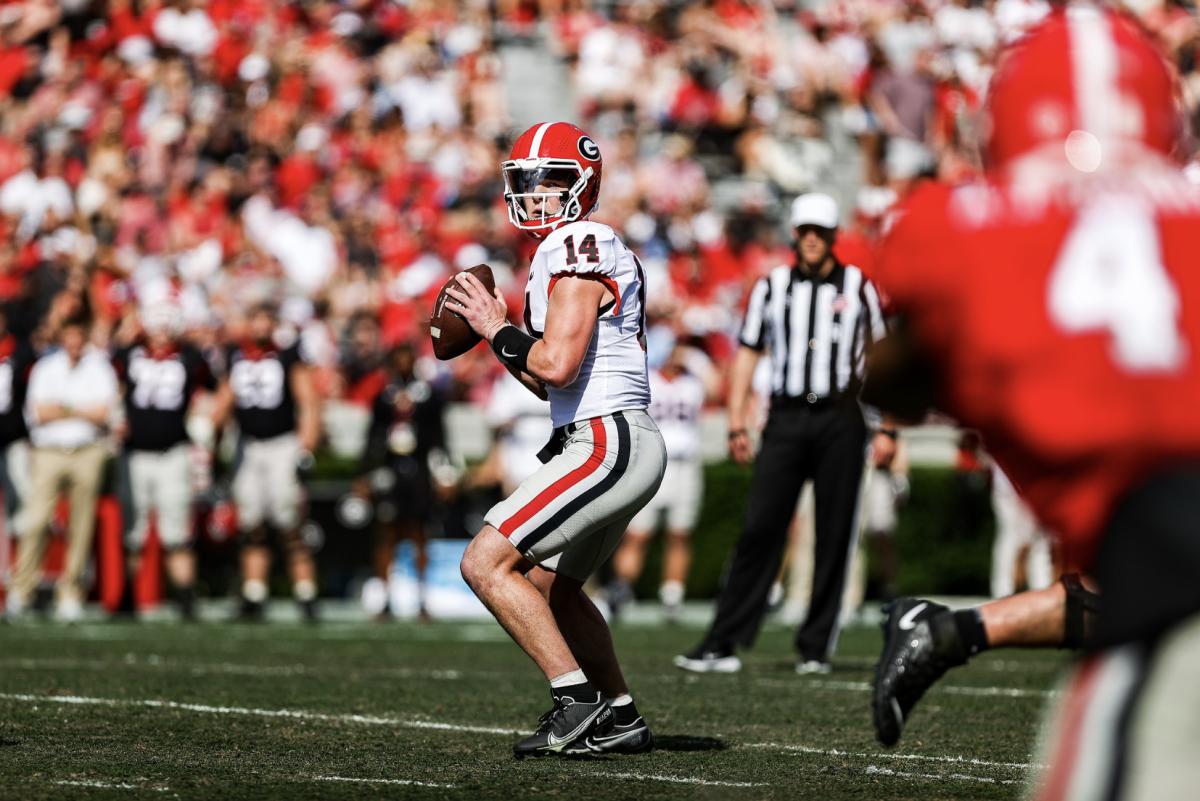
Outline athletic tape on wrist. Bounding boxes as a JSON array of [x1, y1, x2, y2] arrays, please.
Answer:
[[491, 325, 536, 372]]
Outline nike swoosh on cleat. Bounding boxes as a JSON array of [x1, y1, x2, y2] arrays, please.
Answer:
[[545, 706, 608, 749], [588, 728, 644, 745], [897, 603, 928, 631]]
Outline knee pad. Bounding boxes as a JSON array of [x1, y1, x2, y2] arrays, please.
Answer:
[[1062, 573, 1101, 649]]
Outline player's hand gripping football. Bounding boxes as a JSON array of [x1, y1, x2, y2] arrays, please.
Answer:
[[444, 272, 509, 343]]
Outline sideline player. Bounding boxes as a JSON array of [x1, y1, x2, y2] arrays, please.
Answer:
[[608, 344, 706, 623], [445, 121, 666, 758], [866, 7, 1200, 797], [211, 303, 322, 622], [113, 306, 216, 620]]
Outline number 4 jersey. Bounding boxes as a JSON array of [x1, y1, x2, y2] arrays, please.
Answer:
[[523, 220, 650, 428], [874, 170, 1200, 563], [113, 344, 217, 451]]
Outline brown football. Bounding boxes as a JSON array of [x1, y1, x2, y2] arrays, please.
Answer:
[[430, 264, 496, 360]]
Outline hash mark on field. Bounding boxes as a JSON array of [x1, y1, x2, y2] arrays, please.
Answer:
[[744, 742, 1041, 770], [315, 775, 456, 789], [598, 771, 766, 788], [864, 765, 1021, 785]]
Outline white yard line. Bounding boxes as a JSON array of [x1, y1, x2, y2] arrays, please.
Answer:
[[598, 771, 766, 788], [0, 692, 520, 736], [314, 776, 457, 789], [53, 780, 170, 792], [756, 676, 1056, 699], [864, 765, 1021, 786], [743, 742, 1042, 771]]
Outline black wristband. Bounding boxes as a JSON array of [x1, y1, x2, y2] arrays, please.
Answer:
[[491, 325, 536, 373]]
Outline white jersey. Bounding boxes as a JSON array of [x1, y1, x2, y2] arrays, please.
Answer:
[[646, 369, 704, 461], [523, 220, 650, 428]]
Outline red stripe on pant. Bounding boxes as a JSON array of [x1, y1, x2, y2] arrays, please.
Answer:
[[499, 418, 606, 537], [1036, 655, 1104, 801]]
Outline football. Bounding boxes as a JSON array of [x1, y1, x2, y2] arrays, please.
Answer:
[[430, 264, 496, 360]]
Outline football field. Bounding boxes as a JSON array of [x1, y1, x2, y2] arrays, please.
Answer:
[[0, 613, 1066, 800]]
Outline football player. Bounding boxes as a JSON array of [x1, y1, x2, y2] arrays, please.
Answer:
[[866, 7, 1200, 798], [211, 303, 322, 622], [112, 305, 217, 620], [355, 341, 447, 621], [445, 121, 666, 757]]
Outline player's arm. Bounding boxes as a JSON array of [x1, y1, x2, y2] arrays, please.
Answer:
[[290, 362, 321, 454], [209, 379, 234, 431], [726, 345, 761, 465], [444, 271, 604, 390]]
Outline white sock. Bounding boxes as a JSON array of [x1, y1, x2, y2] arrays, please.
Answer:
[[659, 580, 684, 606], [242, 579, 268, 603], [294, 580, 317, 602], [606, 694, 633, 707], [549, 669, 588, 689]]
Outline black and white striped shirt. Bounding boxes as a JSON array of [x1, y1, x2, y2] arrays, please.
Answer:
[[738, 261, 886, 402]]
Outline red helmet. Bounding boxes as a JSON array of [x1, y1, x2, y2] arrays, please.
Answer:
[[983, 6, 1184, 172], [502, 121, 602, 236]]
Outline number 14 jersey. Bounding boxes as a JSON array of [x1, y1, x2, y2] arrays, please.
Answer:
[[874, 168, 1200, 563], [523, 220, 650, 428]]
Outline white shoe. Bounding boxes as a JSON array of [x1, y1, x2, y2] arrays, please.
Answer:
[[674, 648, 742, 674], [55, 596, 83, 623], [5, 592, 27, 620], [795, 659, 832, 675]]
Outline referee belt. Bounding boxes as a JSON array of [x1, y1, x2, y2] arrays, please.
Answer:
[[770, 393, 853, 411]]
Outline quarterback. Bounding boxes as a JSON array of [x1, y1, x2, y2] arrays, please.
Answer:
[[445, 121, 666, 758]]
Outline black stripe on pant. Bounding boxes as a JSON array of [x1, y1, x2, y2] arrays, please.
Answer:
[[704, 401, 867, 660]]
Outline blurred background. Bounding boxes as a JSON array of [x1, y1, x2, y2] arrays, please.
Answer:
[[0, 0, 1194, 621]]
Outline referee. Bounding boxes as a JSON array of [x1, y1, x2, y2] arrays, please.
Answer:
[[676, 192, 895, 674]]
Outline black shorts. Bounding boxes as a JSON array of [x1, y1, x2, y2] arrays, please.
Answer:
[[379, 458, 433, 525], [1093, 465, 1200, 648]]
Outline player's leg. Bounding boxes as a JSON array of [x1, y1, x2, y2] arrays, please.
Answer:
[[119, 450, 154, 616], [157, 444, 197, 621], [58, 443, 107, 621], [608, 503, 654, 620], [460, 525, 582, 677], [232, 441, 270, 620], [872, 575, 1100, 746], [464, 411, 663, 757], [659, 460, 699, 622], [677, 416, 808, 671], [267, 435, 317, 621]]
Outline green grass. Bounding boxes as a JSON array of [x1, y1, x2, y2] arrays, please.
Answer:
[[0, 615, 1068, 800]]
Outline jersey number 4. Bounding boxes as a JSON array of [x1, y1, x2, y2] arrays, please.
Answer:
[[1048, 200, 1187, 372]]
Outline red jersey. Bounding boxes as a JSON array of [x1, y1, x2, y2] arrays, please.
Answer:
[[875, 162, 1200, 564]]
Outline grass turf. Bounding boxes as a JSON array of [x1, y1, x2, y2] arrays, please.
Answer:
[[0, 615, 1067, 800]]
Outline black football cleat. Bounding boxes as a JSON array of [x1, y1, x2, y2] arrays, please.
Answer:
[[513, 690, 613, 759], [873, 598, 970, 747], [568, 703, 653, 755]]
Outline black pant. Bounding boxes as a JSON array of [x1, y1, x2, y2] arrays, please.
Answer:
[[704, 400, 867, 660]]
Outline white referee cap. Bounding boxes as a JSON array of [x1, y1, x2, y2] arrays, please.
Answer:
[[789, 193, 840, 230]]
